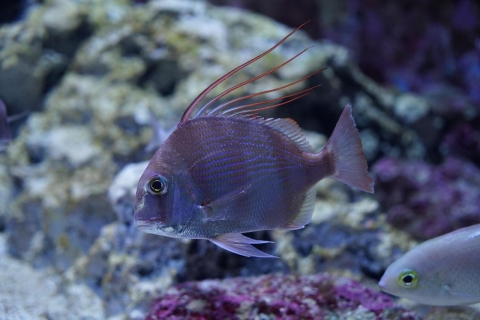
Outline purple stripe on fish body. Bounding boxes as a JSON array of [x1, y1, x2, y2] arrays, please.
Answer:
[[195, 120, 288, 223], [159, 117, 313, 235], [264, 121, 308, 226]]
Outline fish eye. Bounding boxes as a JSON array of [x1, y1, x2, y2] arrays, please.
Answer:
[[147, 176, 167, 195], [398, 269, 418, 288]]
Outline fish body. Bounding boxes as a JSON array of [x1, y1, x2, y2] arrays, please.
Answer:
[[138, 115, 330, 238], [379, 224, 480, 306], [134, 22, 373, 257], [135, 106, 372, 257]]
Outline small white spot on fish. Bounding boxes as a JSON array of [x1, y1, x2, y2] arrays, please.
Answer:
[[136, 197, 145, 211], [164, 227, 175, 233], [467, 231, 480, 239]]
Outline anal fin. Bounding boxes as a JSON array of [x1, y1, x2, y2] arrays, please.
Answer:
[[209, 233, 277, 258]]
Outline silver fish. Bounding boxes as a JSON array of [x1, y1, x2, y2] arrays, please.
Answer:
[[134, 22, 374, 258], [379, 224, 480, 306]]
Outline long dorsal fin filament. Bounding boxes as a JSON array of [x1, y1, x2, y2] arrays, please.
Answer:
[[207, 69, 324, 117], [195, 46, 313, 118], [227, 85, 320, 118], [180, 21, 323, 122]]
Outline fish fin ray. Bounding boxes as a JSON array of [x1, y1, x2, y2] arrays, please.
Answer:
[[201, 183, 253, 222], [324, 105, 374, 193], [213, 232, 273, 244], [209, 233, 276, 258], [259, 118, 312, 152], [281, 187, 316, 230], [212, 82, 320, 119], [181, 22, 311, 122]]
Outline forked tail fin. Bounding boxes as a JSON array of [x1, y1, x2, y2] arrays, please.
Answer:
[[324, 105, 374, 193]]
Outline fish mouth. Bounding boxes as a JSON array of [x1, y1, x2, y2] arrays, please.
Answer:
[[377, 278, 391, 293], [378, 280, 386, 290], [134, 219, 150, 229], [134, 217, 163, 230]]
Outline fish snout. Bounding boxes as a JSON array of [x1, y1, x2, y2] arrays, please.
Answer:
[[378, 278, 387, 291], [378, 274, 396, 295]]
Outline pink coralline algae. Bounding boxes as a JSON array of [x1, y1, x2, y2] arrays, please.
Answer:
[[374, 157, 480, 240], [146, 274, 417, 319]]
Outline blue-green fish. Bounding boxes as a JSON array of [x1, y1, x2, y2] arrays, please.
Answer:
[[134, 23, 374, 258], [379, 224, 480, 305]]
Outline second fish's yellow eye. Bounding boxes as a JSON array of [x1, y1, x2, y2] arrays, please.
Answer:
[[398, 269, 418, 288], [148, 176, 167, 195]]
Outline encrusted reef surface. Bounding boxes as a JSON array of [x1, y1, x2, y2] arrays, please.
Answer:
[[374, 157, 480, 240], [1, 0, 479, 319], [146, 273, 416, 319]]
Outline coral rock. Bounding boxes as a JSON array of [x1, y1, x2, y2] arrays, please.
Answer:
[[374, 157, 480, 239], [146, 273, 417, 319]]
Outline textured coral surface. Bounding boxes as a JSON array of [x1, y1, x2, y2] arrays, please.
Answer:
[[374, 157, 480, 239], [147, 274, 416, 320]]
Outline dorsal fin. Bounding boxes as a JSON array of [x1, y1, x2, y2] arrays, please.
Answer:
[[259, 118, 312, 152], [181, 21, 311, 122], [210, 82, 321, 118], [178, 20, 325, 122]]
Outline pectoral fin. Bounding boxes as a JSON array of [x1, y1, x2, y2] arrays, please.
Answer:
[[209, 233, 277, 258], [201, 183, 253, 222]]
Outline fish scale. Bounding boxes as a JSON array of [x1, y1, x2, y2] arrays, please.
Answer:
[[188, 120, 306, 190], [172, 118, 306, 225]]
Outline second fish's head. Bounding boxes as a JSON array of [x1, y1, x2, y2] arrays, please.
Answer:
[[378, 250, 447, 306]]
